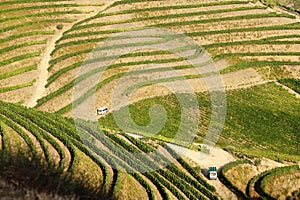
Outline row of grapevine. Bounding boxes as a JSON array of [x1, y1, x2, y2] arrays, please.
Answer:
[[0, 101, 111, 198], [40, 0, 300, 113], [76, 120, 219, 199], [0, 0, 104, 103], [254, 165, 299, 199]]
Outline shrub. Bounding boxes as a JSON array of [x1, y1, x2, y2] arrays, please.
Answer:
[[225, 145, 236, 154], [254, 158, 262, 166], [56, 24, 64, 30], [266, 0, 276, 7]]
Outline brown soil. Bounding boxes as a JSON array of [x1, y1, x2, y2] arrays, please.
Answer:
[[116, 173, 148, 200], [263, 167, 300, 200]]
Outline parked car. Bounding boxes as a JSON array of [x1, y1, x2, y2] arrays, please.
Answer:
[[208, 166, 217, 180], [97, 106, 108, 115]]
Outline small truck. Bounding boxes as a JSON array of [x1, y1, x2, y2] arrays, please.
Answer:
[[97, 106, 108, 115], [208, 167, 217, 180]]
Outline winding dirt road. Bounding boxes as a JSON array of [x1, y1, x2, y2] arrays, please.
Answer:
[[24, 1, 117, 107]]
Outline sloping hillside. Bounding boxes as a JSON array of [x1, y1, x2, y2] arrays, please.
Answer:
[[0, 0, 107, 105], [0, 0, 299, 199], [31, 0, 300, 114], [0, 100, 219, 199]]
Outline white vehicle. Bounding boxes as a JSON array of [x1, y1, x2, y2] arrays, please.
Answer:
[[208, 167, 217, 180], [97, 106, 108, 115]]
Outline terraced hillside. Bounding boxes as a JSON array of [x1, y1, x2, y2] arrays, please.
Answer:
[[100, 82, 300, 161], [0, 0, 106, 105], [219, 159, 300, 199], [0, 100, 220, 199], [0, 0, 299, 199], [34, 0, 300, 115]]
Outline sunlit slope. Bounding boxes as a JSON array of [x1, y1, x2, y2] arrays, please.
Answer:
[[35, 0, 300, 114], [100, 82, 300, 161], [0, 0, 105, 104], [0, 100, 219, 199], [220, 160, 300, 199]]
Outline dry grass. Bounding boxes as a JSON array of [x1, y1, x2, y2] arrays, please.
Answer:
[[0, 71, 36, 87], [263, 168, 300, 200], [0, 179, 78, 200], [115, 172, 148, 200], [70, 148, 104, 194], [225, 164, 259, 193]]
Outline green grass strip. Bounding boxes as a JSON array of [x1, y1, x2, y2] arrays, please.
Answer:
[[0, 40, 47, 55], [219, 160, 249, 199], [0, 3, 80, 14], [0, 52, 40, 67], [0, 19, 75, 34], [0, 11, 83, 24], [0, 79, 36, 93], [0, 64, 37, 80], [0, 31, 54, 44], [98, 1, 253, 18], [47, 50, 172, 83], [278, 78, 300, 94], [213, 52, 300, 60], [187, 22, 300, 36], [0, 120, 9, 154], [149, 13, 295, 28], [264, 34, 300, 41], [221, 61, 300, 74], [108, 0, 248, 9], [258, 165, 299, 200], [204, 39, 300, 49], [71, 6, 266, 32], [0, 0, 66, 6], [0, 115, 37, 156]]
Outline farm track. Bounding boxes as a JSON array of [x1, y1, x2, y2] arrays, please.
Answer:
[[25, 1, 116, 107], [0, 0, 114, 104]]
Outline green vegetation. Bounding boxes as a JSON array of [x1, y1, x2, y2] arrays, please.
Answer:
[[0, 52, 41, 67], [278, 78, 300, 93], [100, 83, 300, 161], [56, 24, 64, 30], [1, 0, 300, 198], [246, 164, 299, 199], [0, 40, 47, 55], [0, 65, 37, 80], [0, 31, 54, 44], [0, 79, 36, 93], [43, 0, 300, 114], [258, 165, 299, 199], [0, 101, 218, 199], [150, 13, 295, 28], [0, 19, 75, 34], [69, 7, 272, 32]]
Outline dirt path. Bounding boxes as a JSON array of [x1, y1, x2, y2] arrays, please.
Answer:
[[126, 132, 238, 199], [166, 143, 238, 200], [24, 1, 117, 108], [24, 30, 63, 107]]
